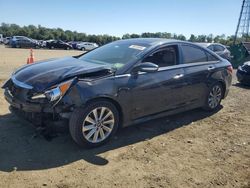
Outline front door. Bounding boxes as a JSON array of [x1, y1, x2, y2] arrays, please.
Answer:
[[130, 45, 187, 119]]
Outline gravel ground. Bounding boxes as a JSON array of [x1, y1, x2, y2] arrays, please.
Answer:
[[0, 46, 249, 188]]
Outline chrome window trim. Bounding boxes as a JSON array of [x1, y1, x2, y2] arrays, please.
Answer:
[[114, 74, 131, 78], [159, 60, 219, 71], [156, 60, 219, 72], [127, 60, 220, 75], [11, 76, 33, 89]]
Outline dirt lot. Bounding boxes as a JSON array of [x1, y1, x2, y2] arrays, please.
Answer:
[[0, 45, 249, 188]]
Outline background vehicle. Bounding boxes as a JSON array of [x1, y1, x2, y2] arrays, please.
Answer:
[[68, 41, 81, 49], [9, 36, 40, 48], [0, 34, 3, 43], [2, 38, 232, 148], [237, 61, 250, 85], [197, 43, 232, 61], [3, 37, 11, 45], [76, 42, 98, 51], [46, 40, 72, 50], [38, 40, 47, 48]]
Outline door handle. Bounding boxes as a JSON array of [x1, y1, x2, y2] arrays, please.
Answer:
[[208, 66, 215, 71], [173, 74, 184, 79]]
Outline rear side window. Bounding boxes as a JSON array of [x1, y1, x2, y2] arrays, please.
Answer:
[[207, 45, 214, 51], [213, 45, 225, 52], [206, 52, 218, 61], [181, 45, 207, 64]]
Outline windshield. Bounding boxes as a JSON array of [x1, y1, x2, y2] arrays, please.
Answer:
[[79, 40, 151, 70]]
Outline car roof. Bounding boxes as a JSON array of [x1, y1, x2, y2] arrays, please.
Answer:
[[13, 36, 27, 38], [195, 43, 211, 47], [118, 38, 216, 51], [195, 42, 226, 48], [80, 42, 95, 44], [119, 38, 180, 46]]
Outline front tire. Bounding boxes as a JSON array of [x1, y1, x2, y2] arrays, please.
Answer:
[[203, 83, 223, 111], [69, 100, 119, 148]]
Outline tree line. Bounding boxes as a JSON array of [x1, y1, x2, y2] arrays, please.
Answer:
[[122, 33, 238, 46], [0, 23, 120, 45], [0, 23, 240, 46]]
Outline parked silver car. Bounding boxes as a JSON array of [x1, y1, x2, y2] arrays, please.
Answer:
[[0, 34, 3, 43], [3, 37, 11, 45], [196, 43, 232, 61], [76, 42, 98, 51]]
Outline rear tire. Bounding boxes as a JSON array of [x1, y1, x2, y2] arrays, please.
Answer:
[[203, 83, 223, 111], [69, 100, 119, 148]]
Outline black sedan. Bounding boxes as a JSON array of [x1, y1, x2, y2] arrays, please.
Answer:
[[2, 38, 233, 147], [237, 61, 250, 85], [46, 40, 72, 50]]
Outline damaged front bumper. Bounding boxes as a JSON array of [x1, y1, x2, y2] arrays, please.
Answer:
[[4, 89, 52, 113], [3, 85, 73, 128], [4, 88, 72, 131]]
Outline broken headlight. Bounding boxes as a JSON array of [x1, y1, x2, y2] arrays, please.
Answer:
[[45, 79, 74, 102], [31, 79, 74, 102]]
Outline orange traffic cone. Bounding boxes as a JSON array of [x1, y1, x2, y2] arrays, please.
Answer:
[[27, 48, 34, 64]]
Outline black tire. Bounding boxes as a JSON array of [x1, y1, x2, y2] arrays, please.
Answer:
[[81, 47, 85, 51], [69, 100, 119, 148], [203, 83, 224, 111]]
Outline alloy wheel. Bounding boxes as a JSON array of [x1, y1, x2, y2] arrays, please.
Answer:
[[208, 85, 222, 109], [82, 107, 114, 143]]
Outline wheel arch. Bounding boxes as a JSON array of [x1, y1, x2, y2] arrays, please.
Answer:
[[208, 79, 226, 99], [216, 80, 226, 99], [85, 96, 124, 127], [208, 70, 228, 99]]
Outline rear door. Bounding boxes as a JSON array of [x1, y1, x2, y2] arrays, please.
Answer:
[[57, 41, 63, 48], [23, 38, 32, 48], [16, 37, 24, 47], [180, 44, 220, 106], [26, 39, 34, 48], [20, 37, 28, 48], [130, 45, 187, 119]]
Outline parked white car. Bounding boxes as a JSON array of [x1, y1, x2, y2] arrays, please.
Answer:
[[76, 42, 98, 51], [3, 37, 11, 45]]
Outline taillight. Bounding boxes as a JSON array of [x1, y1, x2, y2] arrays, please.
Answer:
[[227, 65, 233, 74]]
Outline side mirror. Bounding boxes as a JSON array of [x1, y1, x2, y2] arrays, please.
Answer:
[[132, 62, 159, 74]]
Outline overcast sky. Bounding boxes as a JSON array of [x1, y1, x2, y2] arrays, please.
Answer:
[[0, 0, 241, 37]]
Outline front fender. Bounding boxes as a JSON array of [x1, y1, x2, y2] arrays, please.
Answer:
[[61, 77, 117, 107]]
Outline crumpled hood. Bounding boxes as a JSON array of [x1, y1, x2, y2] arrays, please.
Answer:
[[13, 56, 111, 92]]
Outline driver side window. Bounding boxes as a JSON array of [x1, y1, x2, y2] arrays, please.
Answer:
[[142, 45, 178, 67]]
